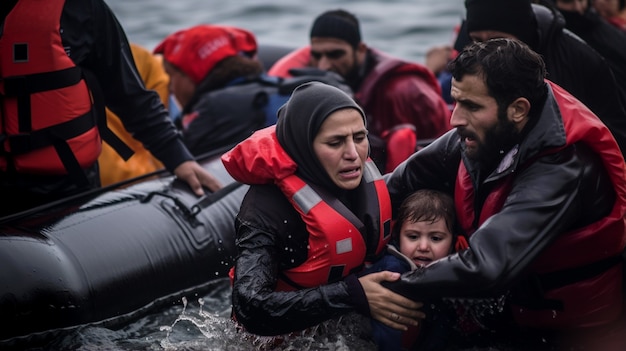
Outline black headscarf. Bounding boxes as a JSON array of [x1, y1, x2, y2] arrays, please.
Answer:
[[275, 81, 366, 192]]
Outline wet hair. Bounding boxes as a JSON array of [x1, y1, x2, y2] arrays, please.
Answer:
[[392, 189, 457, 247], [448, 38, 547, 119]]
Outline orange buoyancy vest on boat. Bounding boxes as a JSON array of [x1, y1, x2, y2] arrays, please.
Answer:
[[454, 81, 626, 329], [222, 126, 391, 290], [0, 0, 101, 176]]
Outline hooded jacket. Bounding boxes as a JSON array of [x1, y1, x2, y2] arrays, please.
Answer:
[[384, 80, 626, 332], [223, 82, 389, 336], [551, 2, 626, 108], [531, 3, 626, 156]]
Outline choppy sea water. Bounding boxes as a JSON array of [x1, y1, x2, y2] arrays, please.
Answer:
[[106, 0, 466, 64], [19, 1, 473, 350]]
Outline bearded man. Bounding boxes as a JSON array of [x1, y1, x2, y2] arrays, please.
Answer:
[[384, 38, 626, 350]]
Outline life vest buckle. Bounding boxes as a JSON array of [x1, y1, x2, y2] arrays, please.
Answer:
[[0, 134, 6, 153], [6, 133, 33, 154], [3, 76, 27, 97]]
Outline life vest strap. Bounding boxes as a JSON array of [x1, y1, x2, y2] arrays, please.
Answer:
[[80, 67, 135, 161], [4, 109, 96, 155], [3, 67, 82, 96]]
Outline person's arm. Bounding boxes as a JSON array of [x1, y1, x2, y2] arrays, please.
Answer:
[[232, 218, 360, 335], [73, 0, 220, 192], [232, 186, 422, 335], [386, 145, 595, 300]]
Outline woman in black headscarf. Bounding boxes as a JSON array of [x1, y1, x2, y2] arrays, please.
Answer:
[[222, 82, 422, 337]]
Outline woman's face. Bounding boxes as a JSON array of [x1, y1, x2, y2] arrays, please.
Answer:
[[313, 108, 368, 190]]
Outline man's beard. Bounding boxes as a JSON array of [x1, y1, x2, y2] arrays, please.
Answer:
[[343, 52, 362, 90], [465, 111, 521, 170]]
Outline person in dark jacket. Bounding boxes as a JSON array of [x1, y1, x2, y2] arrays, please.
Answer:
[[0, 0, 221, 217], [543, 0, 626, 105], [463, 0, 626, 156], [385, 38, 626, 350], [268, 9, 451, 173], [154, 24, 351, 158], [221, 82, 423, 340], [154, 24, 269, 157]]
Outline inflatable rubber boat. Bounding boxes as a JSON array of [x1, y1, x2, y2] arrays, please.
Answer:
[[0, 150, 247, 347], [0, 44, 299, 348]]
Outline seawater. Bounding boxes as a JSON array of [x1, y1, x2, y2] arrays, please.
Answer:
[[106, 0, 466, 64], [27, 1, 468, 350]]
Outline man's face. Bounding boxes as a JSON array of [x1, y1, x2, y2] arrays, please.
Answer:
[[310, 37, 359, 79], [450, 74, 520, 162]]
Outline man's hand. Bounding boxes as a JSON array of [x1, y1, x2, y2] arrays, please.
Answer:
[[173, 160, 222, 195], [359, 271, 425, 331]]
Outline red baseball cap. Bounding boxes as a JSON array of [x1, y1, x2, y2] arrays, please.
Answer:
[[154, 24, 257, 84]]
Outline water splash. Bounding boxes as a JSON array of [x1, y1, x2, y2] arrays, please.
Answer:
[[159, 292, 376, 351]]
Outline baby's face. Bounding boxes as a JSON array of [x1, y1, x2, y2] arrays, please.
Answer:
[[398, 218, 453, 267]]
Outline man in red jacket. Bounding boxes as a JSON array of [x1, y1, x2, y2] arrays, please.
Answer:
[[269, 9, 451, 173]]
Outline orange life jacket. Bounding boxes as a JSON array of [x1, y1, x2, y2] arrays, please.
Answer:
[[0, 0, 101, 179]]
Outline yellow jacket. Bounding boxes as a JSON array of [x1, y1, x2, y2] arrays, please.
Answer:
[[98, 43, 168, 186]]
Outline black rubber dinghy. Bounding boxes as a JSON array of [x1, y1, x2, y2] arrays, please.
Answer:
[[0, 150, 247, 347]]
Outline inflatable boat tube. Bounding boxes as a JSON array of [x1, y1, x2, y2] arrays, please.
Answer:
[[0, 153, 247, 347]]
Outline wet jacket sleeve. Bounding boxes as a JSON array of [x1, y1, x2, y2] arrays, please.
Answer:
[[232, 218, 369, 336], [64, 0, 193, 172], [231, 186, 369, 336], [384, 132, 611, 300]]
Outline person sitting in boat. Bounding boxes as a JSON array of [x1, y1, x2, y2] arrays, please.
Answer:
[[385, 38, 626, 350], [154, 25, 269, 158], [98, 43, 166, 186], [222, 82, 424, 339], [153, 24, 352, 158], [363, 189, 468, 351], [0, 0, 221, 218], [462, 0, 626, 157], [268, 9, 451, 173]]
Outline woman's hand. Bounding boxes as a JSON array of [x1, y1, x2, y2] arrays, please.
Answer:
[[359, 271, 425, 330]]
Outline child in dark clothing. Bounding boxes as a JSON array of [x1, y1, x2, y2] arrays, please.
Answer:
[[363, 189, 468, 351]]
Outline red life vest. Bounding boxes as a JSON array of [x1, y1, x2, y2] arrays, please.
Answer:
[[0, 0, 101, 176], [275, 161, 390, 290], [222, 126, 391, 291], [454, 81, 626, 329]]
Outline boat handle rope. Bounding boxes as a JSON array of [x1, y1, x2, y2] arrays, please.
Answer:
[[140, 191, 196, 219], [190, 181, 244, 216], [140, 181, 244, 220]]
